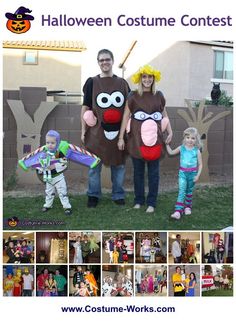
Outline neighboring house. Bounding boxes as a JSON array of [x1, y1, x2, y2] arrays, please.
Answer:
[[3, 40, 86, 101], [127, 41, 233, 107]]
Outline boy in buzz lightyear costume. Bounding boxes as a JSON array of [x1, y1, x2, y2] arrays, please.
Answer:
[[18, 130, 100, 215], [38, 130, 72, 215]]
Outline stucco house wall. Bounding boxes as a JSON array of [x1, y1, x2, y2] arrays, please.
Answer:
[[3, 48, 82, 93], [128, 41, 233, 107]]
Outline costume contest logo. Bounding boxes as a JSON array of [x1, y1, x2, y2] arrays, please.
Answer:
[[5, 6, 34, 34], [7, 216, 19, 227]]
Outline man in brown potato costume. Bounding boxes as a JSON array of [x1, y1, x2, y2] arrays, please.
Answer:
[[81, 49, 129, 207]]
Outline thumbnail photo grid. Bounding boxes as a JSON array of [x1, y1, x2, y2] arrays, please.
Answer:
[[2, 230, 233, 297]]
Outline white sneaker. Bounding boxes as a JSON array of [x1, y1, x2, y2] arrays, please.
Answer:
[[184, 207, 192, 215], [133, 204, 141, 209], [146, 206, 155, 213], [171, 211, 181, 220]]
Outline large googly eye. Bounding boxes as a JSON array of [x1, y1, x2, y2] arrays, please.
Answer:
[[96, 93, 112, 108], [150, 112, 162, 121], [133, 111, 149, 121], [110, 91, 124, 108]]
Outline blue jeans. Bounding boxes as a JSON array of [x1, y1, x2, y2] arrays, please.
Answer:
[[87, 162, 125, 200], [132, 157, 160, 207], [23, 289, 32, 296], [37, 289, 44, 297]]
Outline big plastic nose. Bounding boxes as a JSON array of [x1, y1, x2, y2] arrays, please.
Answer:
[[103, 109, 122, 123], [141, 119, 157, 146]]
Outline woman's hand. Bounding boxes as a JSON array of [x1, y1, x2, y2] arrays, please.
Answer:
[[165, 131, 173, 144], [118, 138, 125, 150]]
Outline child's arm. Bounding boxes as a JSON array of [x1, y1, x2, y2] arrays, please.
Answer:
[[194, 150, 203, 182], [53, 161, 68, 173], [86, 288, 91, 296], [163, 108, 173, 144], [166, 144, 181, 156], [89, 282, 98, 290]]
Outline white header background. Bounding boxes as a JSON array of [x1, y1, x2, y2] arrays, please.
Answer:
[[0, 0, 235, 320]]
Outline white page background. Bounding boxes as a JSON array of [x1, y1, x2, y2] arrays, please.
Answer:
[[0, 0, 235, 320]]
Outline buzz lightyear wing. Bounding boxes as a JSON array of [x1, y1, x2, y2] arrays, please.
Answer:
[[18, 146, 64, 171], [31, 159, 61, 169], [18, 141, 101, 171], [66, 144, 100, 169], [18, 147, 47, 171]]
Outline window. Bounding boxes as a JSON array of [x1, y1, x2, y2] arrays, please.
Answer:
[[23, 51, 38, 65], [214, 50, 233, 80]]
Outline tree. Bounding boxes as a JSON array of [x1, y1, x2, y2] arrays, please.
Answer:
[[222, 265, 233, 279]]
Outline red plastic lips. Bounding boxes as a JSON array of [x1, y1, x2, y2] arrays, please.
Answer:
[[103, 109, 122, 123], [140, 144, 162, 161]]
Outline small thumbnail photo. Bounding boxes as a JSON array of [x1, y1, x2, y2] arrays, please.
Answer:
[[36, 232, 67, 263], [169, 264, 200, 297], [135, 232, 167, 263], [135, 265, 167, 296], [69, 265, 100, 296], [69, 232, 101, 263], [36, 265, 68, 296], [202, 232, 233, 263], [168, 232, 200, 264], [3, 265, 34, 296], [102, 264, 134, 296], [201, 264, 233, 296], [3, 231, 34, 264], [102, 232, 134, 263]]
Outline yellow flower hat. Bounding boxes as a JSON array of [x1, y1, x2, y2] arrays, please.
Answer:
[[131, 65, 161, 84]]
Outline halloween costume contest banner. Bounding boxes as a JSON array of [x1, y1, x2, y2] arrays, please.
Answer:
[[0, 0, 235, 320]]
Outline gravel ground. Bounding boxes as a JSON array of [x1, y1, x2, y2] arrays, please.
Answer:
[[4, 172, 232, 198]]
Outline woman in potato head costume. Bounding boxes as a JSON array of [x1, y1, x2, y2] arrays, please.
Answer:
[[118, 65, 173, 213]]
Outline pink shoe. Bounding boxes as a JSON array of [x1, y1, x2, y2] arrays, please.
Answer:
[[171, 211, 181, 220], [184, 207, 192, 215]]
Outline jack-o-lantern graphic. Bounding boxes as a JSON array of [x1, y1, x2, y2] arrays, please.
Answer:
[[6, 20, 31, 34], [5, 6, 34, 34], [8, 216, 19, 227]]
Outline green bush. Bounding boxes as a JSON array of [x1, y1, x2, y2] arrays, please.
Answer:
[[194, 90, 233, 108], [4, 171, 18, 191], [206, 90, 233, 107]]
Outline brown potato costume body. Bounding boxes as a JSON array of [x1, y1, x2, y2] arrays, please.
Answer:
[[84, 76, 129, 166], [127, 91, 166, 161]]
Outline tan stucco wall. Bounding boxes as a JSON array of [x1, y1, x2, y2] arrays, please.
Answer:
[[189, 43, 233, 100], [149, 42, 191, 107], [3, 48, 82, 92], [127, 41, 233, 107]]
